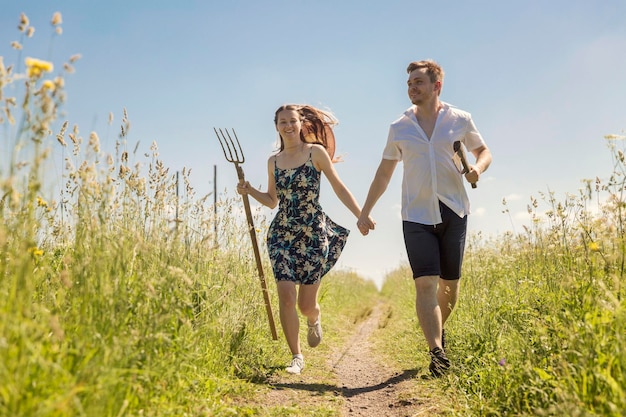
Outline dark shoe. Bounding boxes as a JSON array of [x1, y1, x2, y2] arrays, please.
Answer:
[[441, 329, 446, 350], [429, 347, 450, 377]]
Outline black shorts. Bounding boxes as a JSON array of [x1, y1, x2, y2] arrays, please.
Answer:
[[402, 201, 467, 280]]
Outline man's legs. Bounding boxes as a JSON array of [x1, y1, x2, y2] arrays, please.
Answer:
[[436, 202, 466, 347], [414, 275, 443, 351], [415, 277, 459, 349], [438, 278, 460, 327], [404, 220, 444, 350], [404, 213, 463, 375], [415, 275, 451, 377]]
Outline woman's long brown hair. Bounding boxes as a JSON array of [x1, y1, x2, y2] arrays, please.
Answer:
[[274, 104, 338, 161]]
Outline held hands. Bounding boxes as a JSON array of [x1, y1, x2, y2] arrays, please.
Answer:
[[357, 214, 376, 236]]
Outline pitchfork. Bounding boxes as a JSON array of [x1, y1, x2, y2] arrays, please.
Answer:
[[214, 128, 278, 340]]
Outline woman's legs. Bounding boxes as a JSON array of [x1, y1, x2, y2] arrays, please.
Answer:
[[298, 281, 321, 324], [276, 280, 300, 355], [276, 280, 322, 358], [299, 281, 323, 347]]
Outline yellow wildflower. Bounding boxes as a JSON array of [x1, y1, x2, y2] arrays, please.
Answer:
[[42, 80, 55, 91], [28, 246, 44, 257], [36, 196, 48, 208], [25, 57, 54, 78], [588, 242, 600, 252]]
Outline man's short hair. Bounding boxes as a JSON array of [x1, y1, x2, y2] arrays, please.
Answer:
[[406, 60, 444, 84]]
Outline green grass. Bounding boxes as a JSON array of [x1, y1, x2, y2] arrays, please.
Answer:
[[458, 160, 626, 416], [2, 12, 625, 416], [375, 164, 626, 416], [1, 16, 382, 415]]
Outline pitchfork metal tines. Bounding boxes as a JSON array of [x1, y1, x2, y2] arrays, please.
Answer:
[[215, 127, 247, 183], [214, 127, 245, 165]]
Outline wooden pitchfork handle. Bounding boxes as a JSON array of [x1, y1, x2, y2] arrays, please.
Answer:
[[214, 127, 278, 340], [234, 164, 279, 340]]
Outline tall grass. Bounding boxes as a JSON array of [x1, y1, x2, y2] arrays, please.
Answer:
[[1, 14, 381, 416], [455, 143, 626, 416], [0, 13, 273, 416], [378, 139, 625, 416]]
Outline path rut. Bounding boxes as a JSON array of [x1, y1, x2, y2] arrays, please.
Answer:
[[262, 303, 445, 416]]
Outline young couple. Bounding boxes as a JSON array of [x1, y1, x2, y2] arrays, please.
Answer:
[[236, 59, 492, 377]]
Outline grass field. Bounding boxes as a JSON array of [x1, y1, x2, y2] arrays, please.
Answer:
[[377, 144, 626, 415], [1, 12, 624, 416]]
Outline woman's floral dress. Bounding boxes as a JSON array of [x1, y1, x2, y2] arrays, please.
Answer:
[[267, 152, 349, 285]]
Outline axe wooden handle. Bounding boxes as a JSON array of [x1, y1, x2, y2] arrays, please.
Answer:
[[453, 141, 477, 188]]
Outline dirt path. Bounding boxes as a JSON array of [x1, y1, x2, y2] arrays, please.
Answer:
[[330, 303, 440, 416], [262, 303, 445, 416]]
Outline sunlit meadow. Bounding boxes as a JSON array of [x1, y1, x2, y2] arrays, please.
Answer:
[[1, 13, 384, 416], [2, 11, 625, 417], [377, 137, 626, 416]]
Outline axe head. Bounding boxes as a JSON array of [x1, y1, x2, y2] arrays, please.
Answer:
[[453, 141, 469, 174], [453, 140, 478, 189]]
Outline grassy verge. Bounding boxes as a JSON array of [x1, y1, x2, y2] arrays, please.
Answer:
[[1, 14, 381, 416], [375, 141, 626, 416]]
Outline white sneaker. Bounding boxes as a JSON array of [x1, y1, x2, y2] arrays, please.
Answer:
[[307, 316, 322, 348], [285, 356, 305, 374]]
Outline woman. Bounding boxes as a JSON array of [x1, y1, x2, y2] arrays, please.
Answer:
[[236, 104, 367, 374]]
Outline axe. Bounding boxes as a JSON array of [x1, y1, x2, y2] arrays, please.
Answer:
[[453, 140, 477, 189]]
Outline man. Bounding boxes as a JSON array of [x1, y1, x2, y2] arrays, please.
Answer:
[[357, 60, 492, 377]]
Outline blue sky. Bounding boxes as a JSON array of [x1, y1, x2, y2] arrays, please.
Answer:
[[2, 1, 625, 287]]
